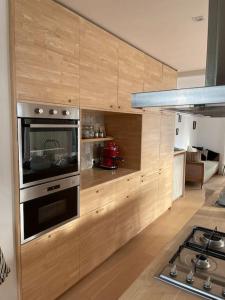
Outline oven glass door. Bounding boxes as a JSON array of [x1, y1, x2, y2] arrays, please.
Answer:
[[20, 118, 79, 187], [21, 185, 79, 243]]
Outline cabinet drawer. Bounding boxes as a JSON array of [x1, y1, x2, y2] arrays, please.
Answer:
[[80, 181, 115, 216], [79, 202, 116, 278], [115, 173, 140, 198]]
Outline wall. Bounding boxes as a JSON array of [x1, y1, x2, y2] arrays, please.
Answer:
[[0, 0, 17, 299]]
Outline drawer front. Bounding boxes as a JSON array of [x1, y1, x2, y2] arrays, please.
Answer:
[[115, 174, 140, 198], [80, 182, 115, 215]]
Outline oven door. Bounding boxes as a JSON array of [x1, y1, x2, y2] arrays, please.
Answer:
[[20, 176, 80, 244], [18, 118, 80, 188]]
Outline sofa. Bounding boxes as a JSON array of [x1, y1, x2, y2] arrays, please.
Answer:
[[185, 147, 220, 188]]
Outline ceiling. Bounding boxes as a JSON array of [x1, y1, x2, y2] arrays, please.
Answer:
[[57, 0, 208, 72]]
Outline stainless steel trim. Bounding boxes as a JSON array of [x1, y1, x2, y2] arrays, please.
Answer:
[[30, 124, 79, 129], [157, 275, 223, 300], [20, 171, 80, 189], [20, 176, 80, 203], [20, 176, 80, 244], [17, 102, 80, 120], [18, 119, 24, 189]]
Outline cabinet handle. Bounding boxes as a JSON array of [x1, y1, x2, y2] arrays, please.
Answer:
[[96, 210, 99, 214], [127, 178, 130, 182], [110, 105, 113, 109], [48, 234, 51, 238], [141, 180, 144, 183], [68, 99, 72, 103], [126, 195, 129, 199], [118, 105, 121, 109], [96, 190, 99, 193]]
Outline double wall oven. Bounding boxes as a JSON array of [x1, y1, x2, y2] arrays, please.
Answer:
[[17, 102, 80, 244]]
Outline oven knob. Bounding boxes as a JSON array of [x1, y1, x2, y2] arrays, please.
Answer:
[[170, 264, 178, 277], [49, 109, 58, 115], [186, 270, 194, 284], [35, 108, 44, 114], [203, 276, 212, 290], [62, 110, 70, 116]]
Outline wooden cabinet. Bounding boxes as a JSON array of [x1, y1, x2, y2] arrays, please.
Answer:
[[162, 65, 177, 90], [79, 18, 119, 110], [80, 181, 115, 216], [173, 152, 186, 201], [143, 55, 163, 92], [141, 112, 161, 173], [79, 202, 116, 278], [158, 166, 173, 215], [159, 112, 175, 170], [139, 172, 159, 230], [114, 174, 140, 248], [118, 41, 144, 112], [21, 220, 79, 300], [14, 0, 79, 105]]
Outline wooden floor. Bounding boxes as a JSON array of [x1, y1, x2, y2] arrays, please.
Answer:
[[59, 175, 225, 300]]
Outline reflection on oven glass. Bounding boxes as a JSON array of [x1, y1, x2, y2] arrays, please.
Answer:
[[38, 199, 67, 225]]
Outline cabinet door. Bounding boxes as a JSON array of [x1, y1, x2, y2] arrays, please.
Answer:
[[143, 55, 163, 92], [79, 18, 119, 110], [118, 41, 144, 112], [114, 175, 140, 248], [139, 172, 159, 231], [15, 0, 79, 105], [79, 202, 116, 278], [158, 166, 173, 215], [162, 65, 177, 90], [21, 220, 79, 300], [141, 112, 161, 173], [173, 154, 185, 200], [80, 182, 115, 216], [159, 112, 175, 170]]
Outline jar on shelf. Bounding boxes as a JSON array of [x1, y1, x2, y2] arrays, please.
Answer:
[[82, 125, 92, 139], [89, 126, 95, 138]]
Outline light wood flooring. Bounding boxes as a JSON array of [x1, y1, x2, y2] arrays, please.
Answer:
[[59, 175, 225, 300]]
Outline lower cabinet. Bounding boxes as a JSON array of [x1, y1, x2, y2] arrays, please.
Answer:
[[158, 166, 173, 215], [79, 201, 117, 278], [21, 220, 80, 300]]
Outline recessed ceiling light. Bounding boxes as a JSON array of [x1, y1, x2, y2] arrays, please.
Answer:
[[192, 16, 205, 22]]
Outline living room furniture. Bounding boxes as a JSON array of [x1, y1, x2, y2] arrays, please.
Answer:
[[185, 150, 220, 188]]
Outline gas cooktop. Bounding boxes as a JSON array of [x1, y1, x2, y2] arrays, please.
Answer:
[[156, 226, 225, 300]]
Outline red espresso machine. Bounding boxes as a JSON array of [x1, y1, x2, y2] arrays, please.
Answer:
[[98, 142, 124, 169]]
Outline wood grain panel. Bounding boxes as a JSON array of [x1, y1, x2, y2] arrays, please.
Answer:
[[162, 65, 177, 90], [141, 111, 161, 173], [159, 112, 175, 169], [14, 0, 79, 104], [144, 55, 163, 92], [118, 41, 144, 112], [21, 220, 79, 300], [79, 202, 116, 278], [79, 18, 119, 110]]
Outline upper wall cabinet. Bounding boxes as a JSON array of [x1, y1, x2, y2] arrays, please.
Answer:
[[162, 65, 177, 90], [79, 18, 119, 110], [118, 41, 144, 112], [14, 0, 80, 105], [143, 55, 163, 92]]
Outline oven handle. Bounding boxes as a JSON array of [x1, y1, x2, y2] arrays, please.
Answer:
[[30, 124, 79, 129]]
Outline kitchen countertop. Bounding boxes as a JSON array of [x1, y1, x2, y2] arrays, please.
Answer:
[[80, 167, 140, 190], [120, 193, 225, 300]]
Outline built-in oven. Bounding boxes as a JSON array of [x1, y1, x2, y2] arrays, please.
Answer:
[[20, 176, 80, 244], [17, 102, 80, 189]]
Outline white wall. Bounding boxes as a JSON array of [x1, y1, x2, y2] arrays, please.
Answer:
[[0, 0, 17, 299]]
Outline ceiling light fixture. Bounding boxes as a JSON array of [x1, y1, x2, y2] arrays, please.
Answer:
[[192, 15, 205, 22]]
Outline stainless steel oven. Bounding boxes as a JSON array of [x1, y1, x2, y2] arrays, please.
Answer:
[[17, 102, 80, 188], [20, 176, 80, 244]]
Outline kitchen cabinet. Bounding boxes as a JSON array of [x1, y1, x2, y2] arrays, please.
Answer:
[[143, 55, 163, 92], [139, 171, 159, 230], [80, 181, 116, 216], [162, 65, 177, 90], [118, 41, 144, 112], [159, 112, 175, 170], [14, 0, 79, 105], [79, 201, 117, 278], [114, 174, 141, 248], [158, 166, 173, 215], [21, 220, 79, 300], [79, 18, 119, 110], [141, 111, 161, 173]]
